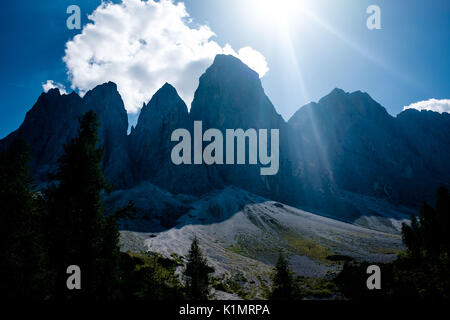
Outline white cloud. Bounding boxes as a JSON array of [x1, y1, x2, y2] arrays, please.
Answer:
[[403, 99, 450, 114], [62, 0, 269, 113], [42, 80, 67, 94], [223, 45, 269, 78]]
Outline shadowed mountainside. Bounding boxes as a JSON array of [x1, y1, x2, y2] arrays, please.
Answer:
[[1, 54, 449, 224], [0, 82, 132, 188], [289, 88, 450, 208]]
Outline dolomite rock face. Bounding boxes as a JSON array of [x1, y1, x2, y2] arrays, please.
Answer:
[[288, 88, 450, 208], [129, 82, 222, 195], [128, 55, 300, 200], [83, 82, 131, 187], [0, 82, 131, 188], [189, 54, 300, 204]]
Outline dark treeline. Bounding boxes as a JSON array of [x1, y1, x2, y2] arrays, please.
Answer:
[[0, 111, 213, 300], [0, 137, 50, 298]]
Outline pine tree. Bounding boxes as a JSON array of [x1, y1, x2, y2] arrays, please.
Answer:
[[183, 236, 214, 300], [0, 138, 49, 298], [45, 110, 121, 299], [401, 186, 450, 257], [269, 252, 299, 300], [401, 215, 421, 257]]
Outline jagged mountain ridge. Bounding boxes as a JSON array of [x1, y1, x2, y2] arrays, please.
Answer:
[[0, 82, 131, 187], [1, 54, 449, 221], [288, 88, 450, 207], [128, 82, 222, 194], [190, 55, 300, 203]]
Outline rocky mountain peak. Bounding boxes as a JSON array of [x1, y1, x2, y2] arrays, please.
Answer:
[[45, 87, 64, 96], [128, 82, 198, 191], [290, 88, 390, 130], [207, 54, 260, 81], [190, 54, 282, 129], [143, 82, 187, 118], [0, 81, 131, 187], [133, 82, 188, 135], [83, 82, 124, 114]]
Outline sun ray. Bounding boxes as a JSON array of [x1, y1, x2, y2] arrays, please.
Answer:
[[301, 8, 422, 90]]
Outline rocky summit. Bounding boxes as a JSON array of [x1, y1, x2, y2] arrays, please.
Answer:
[[1, 82, 131, 188], [1, 54, 449, 224], [288, 88, 450, 209]]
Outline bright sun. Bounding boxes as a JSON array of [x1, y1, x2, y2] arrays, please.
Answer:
[[255, 0, 303, 24]]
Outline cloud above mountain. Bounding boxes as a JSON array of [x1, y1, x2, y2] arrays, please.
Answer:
[[59, 0, 269, 113], [403, 98, 450, 114], [42, 80, 67, 95]]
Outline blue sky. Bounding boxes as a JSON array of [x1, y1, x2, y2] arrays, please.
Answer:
[[0, 0, 449, 139]]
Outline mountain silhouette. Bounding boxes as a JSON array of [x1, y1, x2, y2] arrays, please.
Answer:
[[190, 54, 299, 203], [129, 82, 222, 194], [0, 82, 130, 187], [1, 54, 449, 221], [289, 88, 450, 207]]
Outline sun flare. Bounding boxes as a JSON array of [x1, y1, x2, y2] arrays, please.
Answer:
[[254, 0, 303, 25]]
